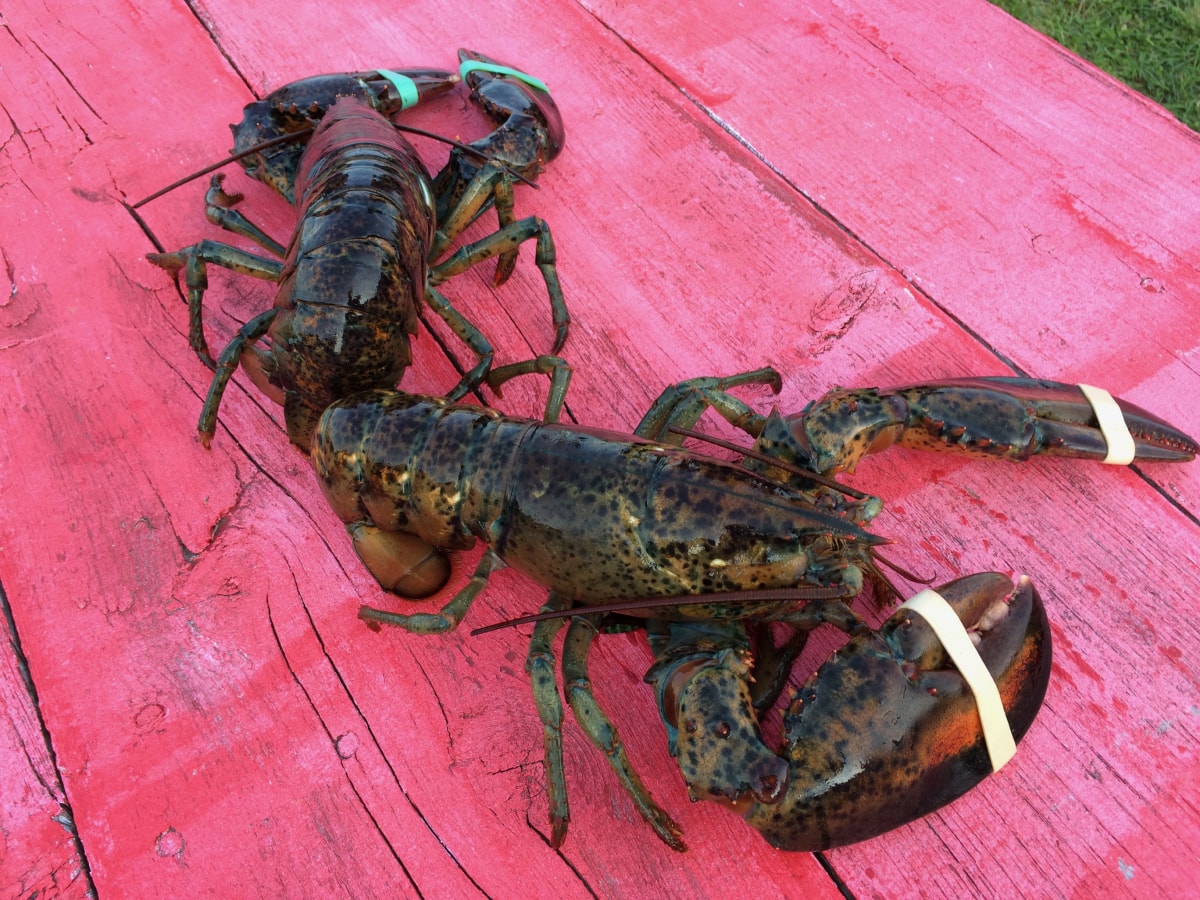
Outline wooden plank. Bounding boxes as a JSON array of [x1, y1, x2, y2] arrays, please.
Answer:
[[0, 4, 507, 896], [570, 0, 1200, 894], [1, 0, 838, 894], [0, 0, 1196, 897], [580, 0, 1200, 504], [1, 591, 89, 897]]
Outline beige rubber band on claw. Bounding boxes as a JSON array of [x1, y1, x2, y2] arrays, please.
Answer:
[[1078, 383, 1136, 465], [898, 589, 1017, 771]]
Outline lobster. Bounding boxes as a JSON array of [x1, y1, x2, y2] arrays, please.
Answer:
[[306, 370, 1197, 849], [146, 50, 568, 449]]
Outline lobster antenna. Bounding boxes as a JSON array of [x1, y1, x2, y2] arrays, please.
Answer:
[[132, 122, 537, 208], [666, 426, 871, 500], [133, 130, 315, 208], [871, 550, 935, 585], [470, 585, 857, 636], [385, 122, 540, 189]]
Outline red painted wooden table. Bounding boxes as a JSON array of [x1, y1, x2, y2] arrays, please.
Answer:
[[3, 1, 1199, 896]]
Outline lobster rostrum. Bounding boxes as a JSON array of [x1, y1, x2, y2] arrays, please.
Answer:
[[146, 51, 568, 449], [308, 370, 1196, 849]]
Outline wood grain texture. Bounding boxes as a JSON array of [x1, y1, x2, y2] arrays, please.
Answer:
[[1, 589, 88, 898], [0, 0, 1197, 897]]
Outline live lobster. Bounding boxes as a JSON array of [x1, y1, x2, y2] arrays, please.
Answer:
[[145, 50, 568, 449], [307, 369, 1197, 849]]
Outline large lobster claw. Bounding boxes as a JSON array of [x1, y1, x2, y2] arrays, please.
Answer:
[[428, 49, 568, 346], [894, 377, 1198, 463], [231, 68, 460, 202], [431, 49, 565, 250], [743, 572, 1052, 850], [651, 573, 1051, 851], [453, 48, 564, 174], [774, 377, 1197, 474]]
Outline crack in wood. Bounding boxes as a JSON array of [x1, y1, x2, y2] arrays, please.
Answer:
[[1, 578, 98, 898], [26, 34, 103, 127], [260, 571, 495, 896]]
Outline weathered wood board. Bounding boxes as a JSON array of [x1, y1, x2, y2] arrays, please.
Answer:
[[1, 0, 1197, 896]]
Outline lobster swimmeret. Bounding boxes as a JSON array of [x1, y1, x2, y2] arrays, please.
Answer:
[[307, 371, 1196, 849], [148, 51, 568, 449]]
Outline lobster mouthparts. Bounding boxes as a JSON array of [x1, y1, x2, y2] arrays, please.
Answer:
[[744, 572, 1052, 851]]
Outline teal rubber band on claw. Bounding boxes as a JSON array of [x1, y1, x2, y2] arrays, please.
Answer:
[[376, 69, 421, 109], [459, 60, 549, 93]]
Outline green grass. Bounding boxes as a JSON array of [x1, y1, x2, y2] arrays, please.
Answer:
[[993, 0, 1200, 131]]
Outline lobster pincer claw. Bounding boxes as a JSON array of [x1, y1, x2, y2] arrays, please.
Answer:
[[452, 48, 564, 178], [741, 573, 1052, 851], [429, 49, 569, 350], [432, 49, 565, 247], [781, 376, 1198, 474], [232, 68, 460, 202], [934, 376, 1199, 463]]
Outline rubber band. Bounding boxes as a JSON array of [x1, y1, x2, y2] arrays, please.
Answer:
[[1078, 384, 1136, 465], [376, 70, 421, 110], [898, 589, 1017, 772], [459, 59, 549, 93]]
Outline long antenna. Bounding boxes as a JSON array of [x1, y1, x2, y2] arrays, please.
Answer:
[[133, 130, 314, 208], [470, 585, 857, 636], [132, 121, 537, 209], [666, 426, 871, 499]]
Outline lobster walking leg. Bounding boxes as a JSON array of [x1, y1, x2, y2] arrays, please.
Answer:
[[480, 354, 573, 425], [429, 213, 567, 355], [525, 594, 572, 847], [523, 594, 687, 850], [197, 309, 280, 446], [360, 549, 508, 633], [201, 173, 287, 256], [148, 227, 284, 368], [422, 284, 497, 399], [634, 366, 781, 443], [560, 614, 688, 851]]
